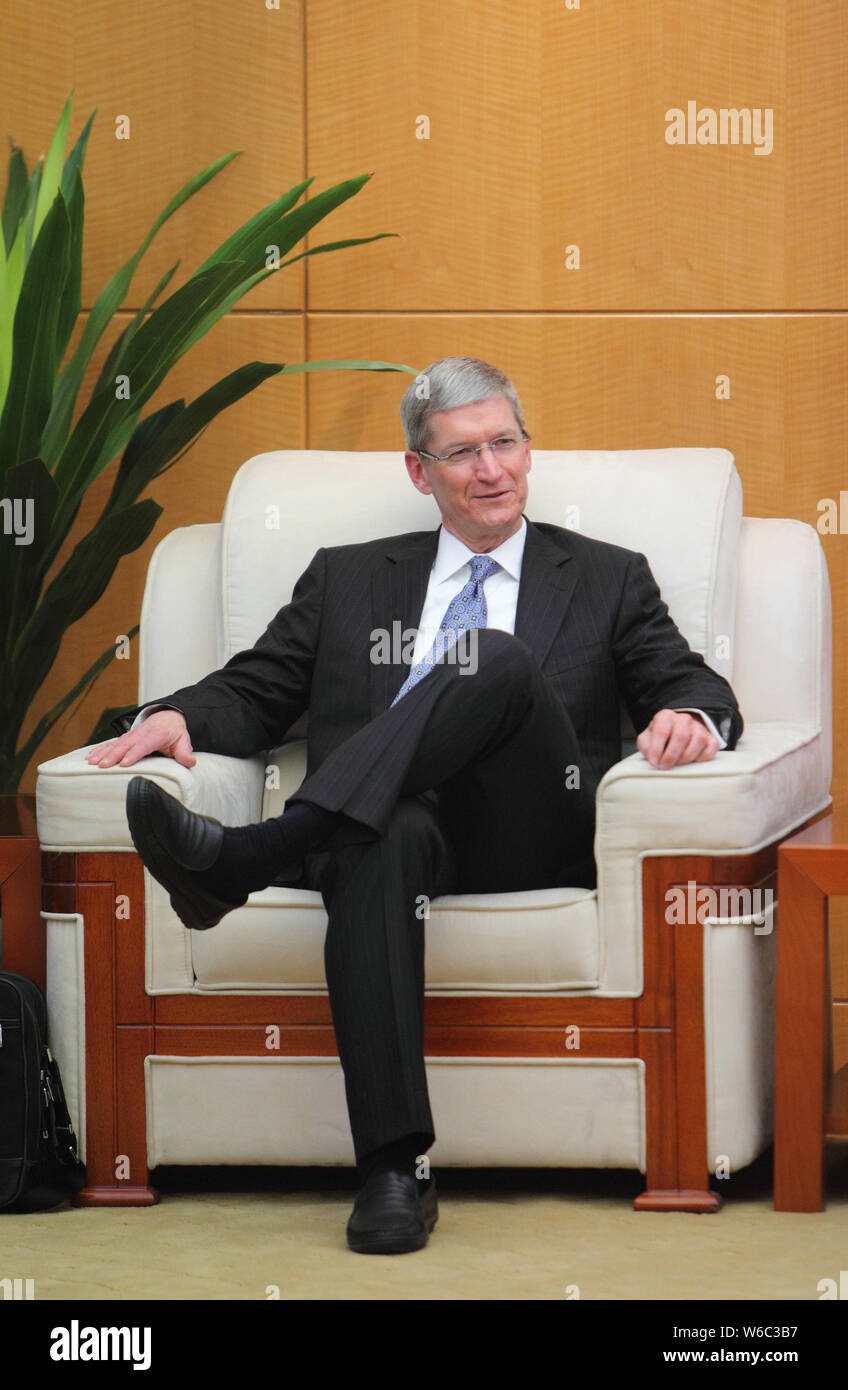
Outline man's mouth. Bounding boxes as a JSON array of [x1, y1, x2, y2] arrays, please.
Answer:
[[474, 490, 511, 500]]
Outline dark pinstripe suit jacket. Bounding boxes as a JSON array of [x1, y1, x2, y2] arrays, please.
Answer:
[[121, 516, 742, 803]]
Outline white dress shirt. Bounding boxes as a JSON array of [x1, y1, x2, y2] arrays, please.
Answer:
[[410, 517, 527, 664]]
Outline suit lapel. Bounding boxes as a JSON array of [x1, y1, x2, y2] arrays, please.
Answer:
[[370, 530, 440, 714], [514, 518, 577, 668]]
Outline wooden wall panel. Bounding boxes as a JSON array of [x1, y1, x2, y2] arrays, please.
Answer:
[[307, 312, 783, 465], [70, 0, 196, 308], [0, 1, 305, 313], [187, 0, 305, 310], [307, 312, 739, 448], [655, 1, 785, 310], [307, 1, 845, 311], [1, 8, 74, 145], [540, 2, 665, 313], [787, 0, 848, 306], [305, 0, 544, 310]]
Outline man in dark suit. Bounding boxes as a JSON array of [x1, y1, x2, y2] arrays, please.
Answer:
[[86, 356, 742, 1255]]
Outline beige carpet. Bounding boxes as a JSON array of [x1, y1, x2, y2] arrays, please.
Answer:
[[2, 1147, 847, 1300]]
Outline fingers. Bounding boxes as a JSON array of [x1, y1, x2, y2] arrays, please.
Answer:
[[673, 724, 719, 766], [638, 711, 719, 769], [692, 735, 720, 763], [83, 728, 162, 769], [84, 734, 138, 768], [115, 738, 152, 767], [637, 709, 678, 768], [172, 731, 196, 768], [84, 710, 191, 769], [89, 735, 146, 768], [85, 740, 117, 761]]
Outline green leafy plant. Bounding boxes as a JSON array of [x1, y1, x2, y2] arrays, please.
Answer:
[[0, 95, 416, 792]]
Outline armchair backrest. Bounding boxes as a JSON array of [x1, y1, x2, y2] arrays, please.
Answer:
[[140, 448, 769, 757], [218, 447, 741, 680]]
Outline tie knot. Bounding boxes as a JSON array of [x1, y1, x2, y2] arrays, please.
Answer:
[[468, 554, 500, 583]]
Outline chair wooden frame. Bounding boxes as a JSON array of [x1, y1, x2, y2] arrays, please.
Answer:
[[38, 830, 791, 1213]]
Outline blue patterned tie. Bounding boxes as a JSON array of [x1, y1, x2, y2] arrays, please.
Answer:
[[391, 554, 501, 705]]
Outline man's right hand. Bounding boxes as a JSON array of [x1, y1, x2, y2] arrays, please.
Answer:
[[84, 710, 196, 769]]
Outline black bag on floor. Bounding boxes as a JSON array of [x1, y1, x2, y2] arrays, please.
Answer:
[[0, 971, 87, 1212]]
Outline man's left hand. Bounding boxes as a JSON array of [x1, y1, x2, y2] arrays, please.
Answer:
[[636, 710, 720, 769]]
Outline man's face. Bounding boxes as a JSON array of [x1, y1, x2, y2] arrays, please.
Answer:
[[404, 394, 531, 551]]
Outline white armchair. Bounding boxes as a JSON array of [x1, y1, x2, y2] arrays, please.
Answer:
[[35, 447, 831, 1210]]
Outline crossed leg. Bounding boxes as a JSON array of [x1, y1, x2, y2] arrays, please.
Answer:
[[297, 630, 595, 1167]]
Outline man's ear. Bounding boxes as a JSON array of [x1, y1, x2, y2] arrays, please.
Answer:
[[405, 450, 434, 496]]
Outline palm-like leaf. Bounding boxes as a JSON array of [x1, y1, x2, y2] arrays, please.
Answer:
[[2, 147, 28, 253], [0, 94, 417, 792], [0, 191, 71, 474], [39, 150, 242, 468]]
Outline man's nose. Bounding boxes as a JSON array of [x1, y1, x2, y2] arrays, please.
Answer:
[[472, 445, 503, 475]]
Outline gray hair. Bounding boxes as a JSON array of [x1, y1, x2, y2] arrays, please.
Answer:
[[399, 356, 526, 454]]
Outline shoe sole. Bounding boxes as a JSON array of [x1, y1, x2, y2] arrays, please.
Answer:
[[126, 778, 234, 931], [346, 1186, 438, 1255]]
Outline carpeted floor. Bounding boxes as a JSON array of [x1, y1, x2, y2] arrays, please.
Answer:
[[2, 1146, 847, 1300]]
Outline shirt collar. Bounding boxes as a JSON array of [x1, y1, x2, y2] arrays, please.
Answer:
[[433, 515, 527, 584]]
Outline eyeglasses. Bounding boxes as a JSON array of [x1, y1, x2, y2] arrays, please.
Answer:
[[417, 431, 530, 468]]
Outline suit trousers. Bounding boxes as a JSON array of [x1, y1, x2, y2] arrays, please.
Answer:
[[287, 630, 595, 1168]]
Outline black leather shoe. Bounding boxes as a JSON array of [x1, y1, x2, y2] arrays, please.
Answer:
[[126, 777, 245, 930], [346, 1168, 438, 1255]]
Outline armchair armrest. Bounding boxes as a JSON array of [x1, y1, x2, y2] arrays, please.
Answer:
[[593, 721, 831, 994], [36, 746, 266, 852]]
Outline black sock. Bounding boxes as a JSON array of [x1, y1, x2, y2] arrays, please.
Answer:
[[358, 1134, 432, 1186], [193, 801, 340, 902]]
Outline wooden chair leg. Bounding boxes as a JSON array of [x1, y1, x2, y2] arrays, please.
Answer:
[[634, 856, 721, 1212], [43, 851, 158, 1207], [774, 854, 828, 1212]]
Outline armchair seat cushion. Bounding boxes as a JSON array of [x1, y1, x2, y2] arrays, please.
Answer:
[[188, 736, 601, 991], [188, 883, 600, 993]]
